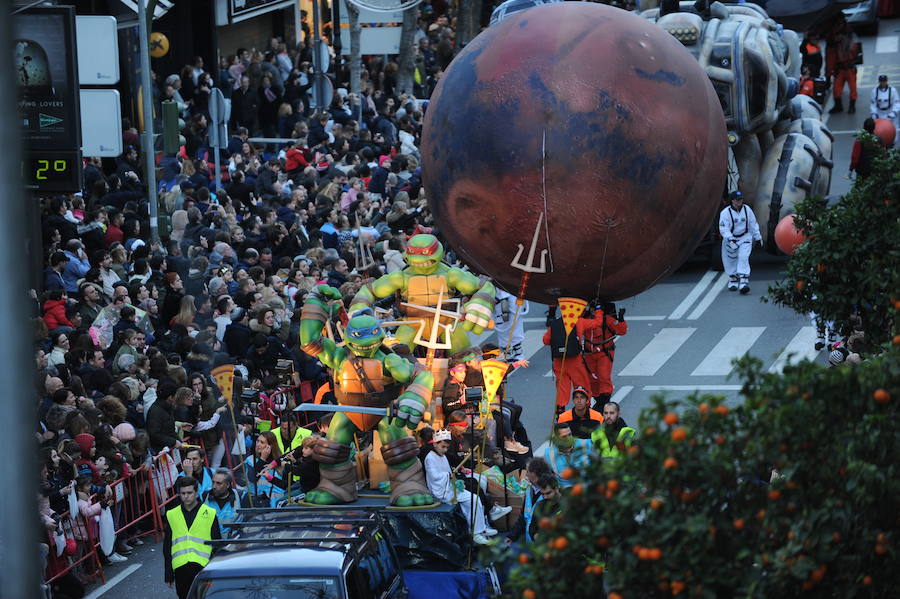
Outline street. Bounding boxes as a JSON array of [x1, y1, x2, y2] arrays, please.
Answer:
[[78, 14, 899, 599]]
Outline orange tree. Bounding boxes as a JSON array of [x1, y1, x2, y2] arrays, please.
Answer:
[[766, 148, 899, 348], [500, 332, 900, 598]]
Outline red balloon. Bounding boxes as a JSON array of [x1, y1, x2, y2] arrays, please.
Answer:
[[874, 118, 896, 148], [774, 214, 807, 255], [421, 2, 727, 303]]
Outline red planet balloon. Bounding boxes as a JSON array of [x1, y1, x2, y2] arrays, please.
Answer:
[[774, 214, 807, 255], [421, 2, 727, 303], [874, 118, 896, 148]]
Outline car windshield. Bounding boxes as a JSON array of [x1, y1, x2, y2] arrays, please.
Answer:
[[196, 575, 341, 599]]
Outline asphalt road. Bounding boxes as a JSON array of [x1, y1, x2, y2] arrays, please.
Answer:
[[78, 16, 900, 599]]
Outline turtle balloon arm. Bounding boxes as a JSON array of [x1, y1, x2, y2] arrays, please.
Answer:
[[449, 269, 496, 334], [348, 272, 404, 315], [385, 356, 434, 428], [299, 285, 344, 369]]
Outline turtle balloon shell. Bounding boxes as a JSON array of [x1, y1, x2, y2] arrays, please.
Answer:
[[421, 2, 727, 303]]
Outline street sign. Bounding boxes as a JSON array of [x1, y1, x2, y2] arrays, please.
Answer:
[[76, 16, 119, 85], [208, 88, 228, 149], [80, 89, 123, 157], [315, 40, 331, 74], [310, 73, 334, 110]]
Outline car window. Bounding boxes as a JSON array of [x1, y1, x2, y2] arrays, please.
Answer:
[[195, 575, 341, 599]]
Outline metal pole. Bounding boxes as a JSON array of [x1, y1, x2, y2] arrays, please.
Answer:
[[139, 0, 160, 243], [332, 0, 342, 87], [1, 6, 40, 596], [312, 0, 324, 111]]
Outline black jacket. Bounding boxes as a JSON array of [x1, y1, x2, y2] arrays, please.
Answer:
[[223, 321, 253, 358], [146, 399, 178, 453]]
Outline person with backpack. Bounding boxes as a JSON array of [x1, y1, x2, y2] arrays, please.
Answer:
[[542, 314, 593, 416]]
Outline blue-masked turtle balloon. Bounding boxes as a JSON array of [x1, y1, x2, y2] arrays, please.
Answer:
[[421, 2, 727, 303]]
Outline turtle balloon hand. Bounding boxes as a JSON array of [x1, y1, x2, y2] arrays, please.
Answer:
[[392, 394, 425, 428]]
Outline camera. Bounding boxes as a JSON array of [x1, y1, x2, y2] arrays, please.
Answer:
[[463, 386, 484, 411]]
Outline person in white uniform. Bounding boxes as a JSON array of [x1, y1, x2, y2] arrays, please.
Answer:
[[719, 191, 762, 295], [424, 430, 493, 545], [493, 288, 527, 360], [870, 74, 900, 143]]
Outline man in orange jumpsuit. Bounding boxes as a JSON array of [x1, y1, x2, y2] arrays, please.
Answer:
[[577, 303, 628, 403], [543, 314, 592, 416], [826, 15, 862, 114]]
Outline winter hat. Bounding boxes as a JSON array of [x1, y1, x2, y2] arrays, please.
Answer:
[[74, 433, 95, 456], [378, 155, 391, 167], [112, 422, 136, 442]]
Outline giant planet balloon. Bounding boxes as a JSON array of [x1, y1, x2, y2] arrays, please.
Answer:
[[421, 2, 727, 303]]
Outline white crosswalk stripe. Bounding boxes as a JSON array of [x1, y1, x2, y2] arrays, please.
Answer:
[[687, 272, 728, 320], [619, 328, 696, 376], [691, 327, 766, 376], [769, 326, 821, 373], [876, 35, 899, 54]]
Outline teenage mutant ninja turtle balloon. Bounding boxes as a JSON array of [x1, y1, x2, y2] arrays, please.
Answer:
[[421, 2, 727, 303]]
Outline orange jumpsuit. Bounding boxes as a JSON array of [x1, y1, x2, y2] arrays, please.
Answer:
[[577, 311, 628, 399], [542, 326, 592, 410]]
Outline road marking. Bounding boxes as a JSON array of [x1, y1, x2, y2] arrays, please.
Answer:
[[544, 368, 553, 378], [643, 385, 742, 391], [876, 35, 899, 54], [669, 270, 717, 320], [84, 563, 143, 599], [687, 272, 728, 320], [690, 327, 766, 376], [768, 326, 821, 373], [628, 315, 667, 321], [610, 385, 634, 404], [619, 328, 696, 376]]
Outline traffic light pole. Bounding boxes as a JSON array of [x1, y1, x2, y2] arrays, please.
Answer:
[[139, 0, 160, 243]]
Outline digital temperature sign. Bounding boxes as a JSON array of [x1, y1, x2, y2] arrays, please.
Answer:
[[22, 150, 82, 192]]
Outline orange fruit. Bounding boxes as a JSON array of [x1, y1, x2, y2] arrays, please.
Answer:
[[650, 498, 664, 510], [671, 581, 686, 595], [632, 545, 642, 556], [607, 479, 620, 493], [663, 457, 678, 469], [663, 412, 679, 426], [893, 334, 900, 345], [715, 435, 726, 445], [609, 593, 624, 599], [811, 566, 826, 583], [571, 483, 584, 496], [645, 426, 657, 435], [795, 280, 806, 291], [561, 466, 577, 480], [875, 544, 887, 555], [627, 445, 640, 457], [715, 405, 729, 416], [768, 489, 782, 501], [648, 547, 662, 561], [733, 518, 745, 530], [756, 509, 766, 520], [832, 532, 842, 543], [597, 536, 609, 548], [518, 553, 530, 565], [523, 590, 537, 599], [638, 547, 651, 560], [553, 536, 569, 550], [816, 263, 826, 273], [671, 427, 688, 442], [698, 403, 709, 415], [802, 581, 814, 591], [538, 517, 555, 531], [788, 531, 796, 541], [863, 575, 872, 586], [877, 533, 888, 544], [592, 564, 604, 575], [874, 389, 891, 404]]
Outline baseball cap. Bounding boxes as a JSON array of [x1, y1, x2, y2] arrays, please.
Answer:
[[572, 386, 589, 398], [879, 74, 888, 81]]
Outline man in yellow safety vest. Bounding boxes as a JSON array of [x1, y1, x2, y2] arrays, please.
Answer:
[[164, 476, 222, 598], [591, 401, 636, 467]]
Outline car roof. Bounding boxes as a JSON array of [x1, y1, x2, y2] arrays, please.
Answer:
[[200, 546, 347, 577]]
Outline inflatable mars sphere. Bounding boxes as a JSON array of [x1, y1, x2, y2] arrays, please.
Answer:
[[421, 2, 726, 303]]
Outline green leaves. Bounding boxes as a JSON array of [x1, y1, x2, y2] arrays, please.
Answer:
[[504, 341, 900, 598]]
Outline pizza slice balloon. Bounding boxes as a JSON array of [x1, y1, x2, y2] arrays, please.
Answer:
[[210, 364, 235, 406], [558, 297, 588, 336], [481, 359, 510, 404]]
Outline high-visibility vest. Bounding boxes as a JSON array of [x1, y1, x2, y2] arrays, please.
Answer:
[[591, 426, 637, 463], [274, 427, 312, 456], [167, 504, 216, 570]]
